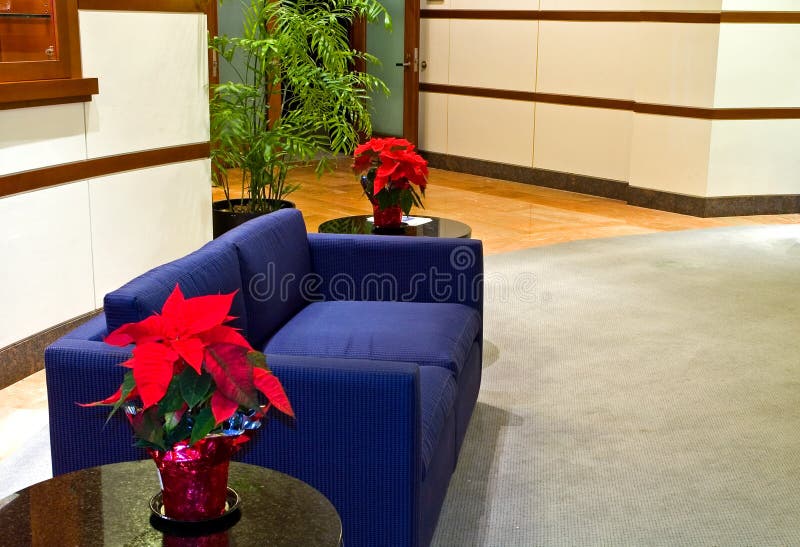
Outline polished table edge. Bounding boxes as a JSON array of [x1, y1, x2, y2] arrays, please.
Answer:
[[318, 215, 472, 238]]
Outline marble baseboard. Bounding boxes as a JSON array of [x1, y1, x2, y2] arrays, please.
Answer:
[[422, 152, 628, 201], [0, 310, 101, 390], [422, 151, 800, 218]]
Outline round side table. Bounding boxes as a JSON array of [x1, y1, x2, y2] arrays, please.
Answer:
[[319, 215, 471, 238], [0, 460, 342, 546]]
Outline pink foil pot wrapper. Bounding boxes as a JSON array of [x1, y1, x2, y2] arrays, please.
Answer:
[[148, 436, 243, 521]]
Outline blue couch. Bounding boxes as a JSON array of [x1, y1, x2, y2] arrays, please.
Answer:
[[45, 209, 483, 547]]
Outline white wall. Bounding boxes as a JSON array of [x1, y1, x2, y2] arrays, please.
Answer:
[[0, 10, 211, 348], [418, 3, 800, 200], [0, 183, 96, 348]]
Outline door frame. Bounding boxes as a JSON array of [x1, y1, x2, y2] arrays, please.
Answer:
[[351, 0, 420, 143]]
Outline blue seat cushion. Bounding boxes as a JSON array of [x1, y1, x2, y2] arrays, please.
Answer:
[[104, 240, 248, 337], [216, 209, 312, 346], [419, 366, 457, 478], [264, 301, 481, 376]]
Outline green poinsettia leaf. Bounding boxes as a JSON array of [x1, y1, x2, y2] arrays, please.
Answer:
[[179, 367, 213, 408], [163, 410, 182, 432], [246, 351, 269, 371], [158, 377, 185, 417], [164, 412, 193, 447], [106, 371, 136, 423], [376, 189, 393, 210], [130, 407, 166, 451], [400, 191, 413, 215], [190, 408, 217, 445]]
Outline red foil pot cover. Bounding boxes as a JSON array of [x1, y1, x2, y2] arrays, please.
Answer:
[[148, 436, 240, 521], [373, 203, 403, 228]]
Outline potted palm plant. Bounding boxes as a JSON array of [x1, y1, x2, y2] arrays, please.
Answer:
[[210, 0, 389, 237]]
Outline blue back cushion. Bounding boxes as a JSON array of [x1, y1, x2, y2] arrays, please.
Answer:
[[216, 209, 312, 346], [104, 240, 248, 338]]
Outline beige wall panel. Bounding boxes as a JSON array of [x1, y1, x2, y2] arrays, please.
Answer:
[[0, 182, 95, 348], [449, 20, 538, 91], [448, 95, 535, 166], [419, 92, 449, 153], [80, 11, 210, 158], [714, 24, 800, 108], [722, 0, 800, 9], [534, 103, 632, 182], [707, 120, 800, 197], [537, 21, 636, 99], [88, 160, 212, 307], [633, 23, 719, 108], [0, 104, 87, 176], [629, 114, 712, 196], [420, 19, 450, 84], [452, 0, 539, 8], [542, 0, 721, 8]]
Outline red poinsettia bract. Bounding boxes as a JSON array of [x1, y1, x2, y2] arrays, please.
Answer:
[[353, 137, 429, 196], [82, 285, 293, 428]]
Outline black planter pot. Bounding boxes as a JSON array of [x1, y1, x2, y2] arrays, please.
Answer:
[[212, 198, 296, 238]]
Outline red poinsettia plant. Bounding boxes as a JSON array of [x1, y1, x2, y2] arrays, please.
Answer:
[[353, 137, 429, 215], [82, 284, 293, 451]]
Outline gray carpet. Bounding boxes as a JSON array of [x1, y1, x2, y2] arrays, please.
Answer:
[[3, 225, 800, 545], [432, 224, 800, 546], [0, 424, 51, 500]]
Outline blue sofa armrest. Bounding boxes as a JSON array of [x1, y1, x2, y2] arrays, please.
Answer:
[[307, 233, 484, 314], [239, 354, 422, 547], [44, 314, 145, 476], [61, 313, 107, 341]]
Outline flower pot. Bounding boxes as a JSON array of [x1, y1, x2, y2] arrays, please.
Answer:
[[372, 204, 403, 229], [148, 436, 239, 521], [212, 198, 295, 238]]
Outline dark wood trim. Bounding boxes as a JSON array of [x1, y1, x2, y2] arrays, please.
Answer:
[[78, 0, 208, 13], [0, 309, 102, 390], [422, 150, 800, 218], [0, 77, 99, 110], [421, 82, 535, 102], [534, 92, 634, 112], [420, 10, 715, 22], [0, 142, 211, 198], [419, 83, 800, 120], [350, 16, 367, 74], [420, 9, 800, 24], [421, 10, 544, 21], [721, 11, 800, 24], [638, 11, 720, 23], [65, 0, 84, 78], [207, 0, 218, 85], [404, 0, 420, 142]]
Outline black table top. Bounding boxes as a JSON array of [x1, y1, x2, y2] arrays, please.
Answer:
[[0, 460, 342, 547], [318, 215, 472, 238]]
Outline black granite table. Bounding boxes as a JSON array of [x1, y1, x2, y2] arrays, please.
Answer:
[[0, 460, 342, 546], [319, 215, 472, 238]]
